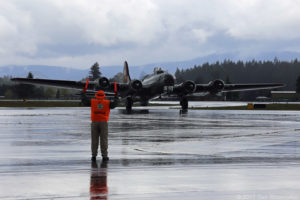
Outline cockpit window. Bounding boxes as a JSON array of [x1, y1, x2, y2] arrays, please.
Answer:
[[154, 67, 165, 74]]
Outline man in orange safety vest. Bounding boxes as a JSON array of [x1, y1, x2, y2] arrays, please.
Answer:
[[91, 90, 118, 162]]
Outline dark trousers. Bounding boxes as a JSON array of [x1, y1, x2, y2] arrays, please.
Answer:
[[91, 121, 108, 157]]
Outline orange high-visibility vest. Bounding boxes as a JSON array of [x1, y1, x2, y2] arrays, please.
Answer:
[[91, 99, 110, 122]]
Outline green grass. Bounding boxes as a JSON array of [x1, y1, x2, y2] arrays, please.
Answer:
[[265, 104, 300, 110], [0, 100, 176, 107], [190, 105, 247, 110], [0, 100, 84, 107], [190, 103, 300, 111]]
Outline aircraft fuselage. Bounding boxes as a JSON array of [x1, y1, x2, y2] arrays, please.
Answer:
[[135, 72, 175, 101]]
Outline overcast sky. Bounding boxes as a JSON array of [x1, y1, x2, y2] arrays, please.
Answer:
[[1, 0, 300, 68]]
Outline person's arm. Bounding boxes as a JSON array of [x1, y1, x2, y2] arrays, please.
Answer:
[[109, 96, 119, 109], [81, 92, 91, 106]]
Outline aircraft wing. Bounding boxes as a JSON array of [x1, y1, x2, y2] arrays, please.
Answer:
[[222, 83, 285, 92], [11, 77, 132, 95], [11, 78, 95, 91], [194, 80, 285, 94]]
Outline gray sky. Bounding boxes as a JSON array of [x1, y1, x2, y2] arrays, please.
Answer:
[[1, 0, 300, 68]]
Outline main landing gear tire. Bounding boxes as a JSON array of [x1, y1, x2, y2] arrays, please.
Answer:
[[180, 97, 188, 110], [141, 101, 148, 106], [126, 97, 133, 113]]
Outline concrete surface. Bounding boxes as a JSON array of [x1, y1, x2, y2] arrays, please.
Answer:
[[0, 105, 300, 199]]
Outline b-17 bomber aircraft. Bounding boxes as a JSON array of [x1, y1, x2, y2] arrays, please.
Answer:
[[11, 61, 285, 112]]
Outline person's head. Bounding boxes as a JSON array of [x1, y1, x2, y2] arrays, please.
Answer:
[[95, 90, 106, 99]]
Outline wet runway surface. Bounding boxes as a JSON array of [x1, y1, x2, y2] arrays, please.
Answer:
[[1, 106, 300, 199]]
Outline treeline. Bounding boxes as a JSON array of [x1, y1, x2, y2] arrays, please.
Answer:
[[1, 59, 300, 100], [175, 58, 299, 91]]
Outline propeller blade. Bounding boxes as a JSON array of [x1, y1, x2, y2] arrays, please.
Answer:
[[114, 81, 118, 96], [83, 78, 89, 93]]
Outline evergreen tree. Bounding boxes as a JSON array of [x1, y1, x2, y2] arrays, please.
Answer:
[[296, 76, 300, 93], [174, 68, 184, 83], [89, 62, 101, 80], [27, 72, 34, 79], [195, 75, 203, 84]]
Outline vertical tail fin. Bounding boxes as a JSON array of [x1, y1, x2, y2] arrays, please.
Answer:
[[123, 61, 131, 83]]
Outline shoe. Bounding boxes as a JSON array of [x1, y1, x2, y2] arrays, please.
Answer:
[[91, 156, 96, 162], [102, 157, 109, 162]]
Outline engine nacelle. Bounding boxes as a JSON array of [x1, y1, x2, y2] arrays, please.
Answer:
[[174, 80, 196, 94], [182, 80, 196, 93], [131, 79, 143, 91], [98, 77, 110, 88], [208, 79, 225, 94]]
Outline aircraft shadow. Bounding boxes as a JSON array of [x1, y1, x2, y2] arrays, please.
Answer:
[[118, 109, 149, 114]]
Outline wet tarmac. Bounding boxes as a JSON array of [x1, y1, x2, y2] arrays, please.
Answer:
[[1, 106, 300, 199]]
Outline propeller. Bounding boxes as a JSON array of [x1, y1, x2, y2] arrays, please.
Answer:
[[131, 80, 143, 90], [98, 77, 110, 88], [83, 78, 89, 93]]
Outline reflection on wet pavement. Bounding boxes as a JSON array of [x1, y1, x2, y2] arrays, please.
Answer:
[[0, 107, 300, 199], [90, 161, 108, 200]]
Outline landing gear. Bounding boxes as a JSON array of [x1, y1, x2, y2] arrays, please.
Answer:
[[140, 101, 148, 106], [126, 97, 133, 113], [180, 96, 188, 113]]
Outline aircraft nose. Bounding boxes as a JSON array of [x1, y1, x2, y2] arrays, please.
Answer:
[[164, 74, 175, 86]]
